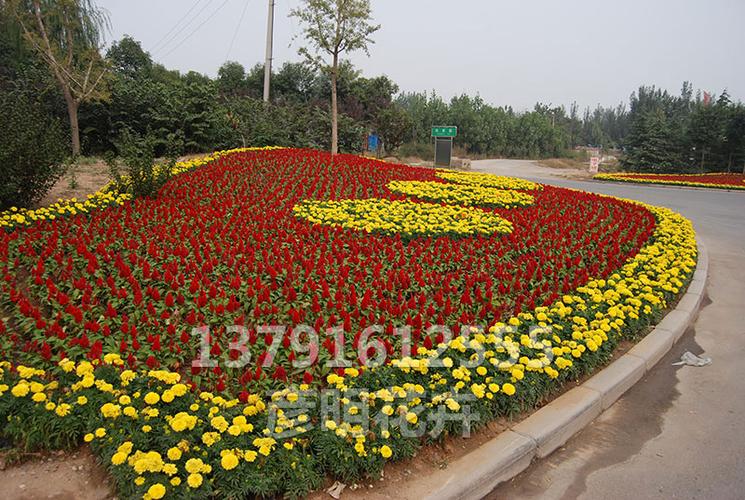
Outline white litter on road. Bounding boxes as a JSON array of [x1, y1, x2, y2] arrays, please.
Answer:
[[672, 351, 712, 367]]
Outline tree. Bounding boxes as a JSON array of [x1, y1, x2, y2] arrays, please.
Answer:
[[107, 34, 151, 79], [273, 61, 320, 104], [622, 109, 678, 171], [217, 60, 246, 97], [376, 104, 412, 152], [291, 0, 379, 155], [10, 0, 110, 156], [0, 86, 67, 209]]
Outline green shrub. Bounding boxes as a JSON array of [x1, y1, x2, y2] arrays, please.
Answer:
[[397, 141, 433, 160], [106, 129, 176, 199], [0, 89, 67, 210]]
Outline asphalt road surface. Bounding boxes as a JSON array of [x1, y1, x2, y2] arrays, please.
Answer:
[[473, 160, 745, 500]]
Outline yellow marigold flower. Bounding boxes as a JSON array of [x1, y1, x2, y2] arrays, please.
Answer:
[[170, 477, 181, 486], [380, 445, 393, 459], [221, 452, 240, 470], [59, 359, 75, 373], [210, 415, 229, 433], [117, 441, 133, 455], [185, 458, 204, 474], [32, 392, 47, 403], [202, 432, 220, 447], [502, 383, 516, 396], [161, 390, 175, 403], [84, 433, 94, 442], [77, 396, 88, 405], [167, 447, 182, 461], [11, 383, 29, 397], [187, 473, 203, 488], [144, 392, 160, 405], [94, 427, 106, 438], [511, 368, 525, 380], [405, 412, 418, 424], [244, 450, 258, 462], [169, 412, 197, 432], [111, 452, 128, 465], [147, 483, 166, 499], [120, 370, 136, 385], [55, 403, 72, 417], [100, 403, 121, 418]]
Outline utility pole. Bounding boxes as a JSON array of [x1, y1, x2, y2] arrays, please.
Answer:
[[263, 0, 275, 102]]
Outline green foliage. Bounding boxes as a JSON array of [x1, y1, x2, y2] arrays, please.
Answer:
[[376, 104, 413, 152], [397, 92, 570, 159], [0, 87, 67, 210], [623, 109, 679, 171], [106, 35, 152, 79], [622, 83, 745, 172], [107, 130, 175, 199]]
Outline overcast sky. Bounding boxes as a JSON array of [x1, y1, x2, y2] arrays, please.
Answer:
[[97, 0, 745, 111]]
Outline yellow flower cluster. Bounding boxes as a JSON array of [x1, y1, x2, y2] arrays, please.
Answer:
[[293, 198, 513, 237], [0, 146, 284, 231], [436, 170, 543, 190], [386, 180, 535, 207]]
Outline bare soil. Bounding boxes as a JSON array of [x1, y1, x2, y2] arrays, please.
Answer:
[[38, 159, 112, 208], [0, 447, 112, 500]]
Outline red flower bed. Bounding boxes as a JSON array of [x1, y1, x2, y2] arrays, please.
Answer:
[[0, 149, 656, 394], [596, 172, 745, 190]]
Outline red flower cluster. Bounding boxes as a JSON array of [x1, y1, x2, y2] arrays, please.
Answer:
[[0, 149, 656, 394]]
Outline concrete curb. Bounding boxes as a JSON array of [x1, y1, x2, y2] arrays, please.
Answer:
[[420, 242, 708, 500]]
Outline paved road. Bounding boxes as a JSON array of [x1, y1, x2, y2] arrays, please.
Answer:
[[473, 160, 745, 500]]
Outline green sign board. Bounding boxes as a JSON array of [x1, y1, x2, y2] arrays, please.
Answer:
[[431, 126, 457, 138]]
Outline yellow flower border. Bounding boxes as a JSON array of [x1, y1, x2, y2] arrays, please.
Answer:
[[293, 198, 514, 237], [387, 180, 535, 207], [595, 172, 745, 191], [436, 170, 543, 191]]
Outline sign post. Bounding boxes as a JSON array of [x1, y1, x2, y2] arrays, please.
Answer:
[[589, 156, 600, 173], [432, 126, 457, 167], [367, 134, 380, 157]]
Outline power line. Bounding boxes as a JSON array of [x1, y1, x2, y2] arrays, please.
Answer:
[[150, 0, 206, 53], [154, 0, 216, 56], [159, 0, 232, 59], [225, 0, 251, 61]]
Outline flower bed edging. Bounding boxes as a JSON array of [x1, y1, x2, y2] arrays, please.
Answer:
[[415, 241, 708, 500]]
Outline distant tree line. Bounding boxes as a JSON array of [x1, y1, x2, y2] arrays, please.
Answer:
[[622, 83, 745, 172]]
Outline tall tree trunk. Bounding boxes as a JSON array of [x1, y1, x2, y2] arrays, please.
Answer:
[[63, 87, 81, 156], [330, 52, 339, 156]]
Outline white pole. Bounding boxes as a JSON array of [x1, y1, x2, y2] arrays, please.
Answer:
[[263, 0, 275, 102]]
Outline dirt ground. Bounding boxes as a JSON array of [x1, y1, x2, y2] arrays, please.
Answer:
[[38, 158, 112, 208], [37, 153, 210, 208], [0, 448, 112, 500]]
